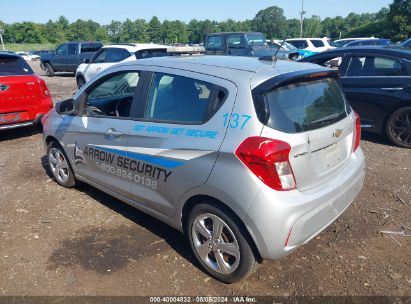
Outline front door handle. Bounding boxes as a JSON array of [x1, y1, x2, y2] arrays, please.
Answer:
[[105, 128, 122, 140], [381, 87, 403, 91]]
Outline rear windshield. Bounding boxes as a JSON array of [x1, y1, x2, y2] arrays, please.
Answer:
[[0, 56, 34, 76], [263, 78, 349, 133]]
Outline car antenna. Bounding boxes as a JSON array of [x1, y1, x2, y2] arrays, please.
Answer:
[[274, 38, 286, 58]]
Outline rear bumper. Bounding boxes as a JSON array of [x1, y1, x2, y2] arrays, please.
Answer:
[[244, 148, 365, 260], [0, 120, 35, 131]]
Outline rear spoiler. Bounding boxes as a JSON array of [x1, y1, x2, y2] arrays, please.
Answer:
[[135, 46, 205, 60]]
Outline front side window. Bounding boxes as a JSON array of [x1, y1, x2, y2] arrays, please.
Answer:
[[311, 40, 325, 48], [288, 40, 308, 49], [106, 48, 131, 63], [93, 49, 108, 63], [144, 73, 225, 124], [346, 56, 409, 77], [84, 72, 140, 118], [56, 44, 67, 55], [262, 78, 349, 133]]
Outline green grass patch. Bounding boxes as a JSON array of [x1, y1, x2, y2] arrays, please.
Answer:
[[3, 43, 57, 52]]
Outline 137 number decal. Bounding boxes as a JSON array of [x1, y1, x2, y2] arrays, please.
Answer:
[[223, 113, 251, 130]]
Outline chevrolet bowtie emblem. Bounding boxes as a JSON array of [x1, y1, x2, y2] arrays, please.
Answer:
[[333, 129, 343, 138], [0, 84, 9, 92]]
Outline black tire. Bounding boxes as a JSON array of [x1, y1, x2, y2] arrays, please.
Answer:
[[44, 63, 55, 77], [186, 202, 258, 283], [385, 107, 411, 149], [76, 76, 86, 89], [47, 141, 76, 187]]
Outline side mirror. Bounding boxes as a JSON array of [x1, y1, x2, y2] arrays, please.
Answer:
[[83, 58, 90, 64], [55, 99, 77, 115]]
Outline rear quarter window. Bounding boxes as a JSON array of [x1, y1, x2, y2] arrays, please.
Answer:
[[261, 78, 349, 133], [0, 56, 34, 76], [311, 40, 325, 48]]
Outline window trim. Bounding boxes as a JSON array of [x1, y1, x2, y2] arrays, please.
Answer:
[[344, 53, 410, 78], [76, 69, 144, 120], [136, 71, 229, 126]]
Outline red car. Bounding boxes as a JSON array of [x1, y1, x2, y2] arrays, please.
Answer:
[[0, 51, 53, 131]]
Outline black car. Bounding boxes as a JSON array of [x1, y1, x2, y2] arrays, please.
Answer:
[[344, 39, 392, 47], [300, 47, 411, 148]]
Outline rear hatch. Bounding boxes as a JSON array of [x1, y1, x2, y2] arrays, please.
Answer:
[[0, 54, 43, 114], [253, 70, 356, 191]]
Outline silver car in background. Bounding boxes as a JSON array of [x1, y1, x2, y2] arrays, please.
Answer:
[[42, 55, 365, 283]]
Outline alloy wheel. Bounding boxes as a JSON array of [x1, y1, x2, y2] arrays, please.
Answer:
[[191, 213, 240, 274], [49, 148, 70, 183], [390, 110, 411, 146]]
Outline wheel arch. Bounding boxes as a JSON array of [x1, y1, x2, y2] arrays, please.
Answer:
[[181, 194, 262, 262]]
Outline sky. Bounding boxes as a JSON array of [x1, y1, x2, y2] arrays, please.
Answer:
[[0, 0, 393, 24]]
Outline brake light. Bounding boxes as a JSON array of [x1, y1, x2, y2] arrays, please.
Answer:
[[38, 78, 50, 97], [235, 137, 296, 191], [353, 112, 361, 152]]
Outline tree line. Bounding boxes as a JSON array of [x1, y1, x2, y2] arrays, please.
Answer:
[[0, 0, 409, 46]]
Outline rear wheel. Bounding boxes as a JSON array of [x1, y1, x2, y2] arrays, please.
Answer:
[[186, 203, 258, 283], [44, 63, 55, 77], [386, 107, 411, 149], [76, 76, 86, 89], [47, 142, 76, 187]]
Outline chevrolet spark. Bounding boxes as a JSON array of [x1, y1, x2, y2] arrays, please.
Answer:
[[42, 55, 365, 283]]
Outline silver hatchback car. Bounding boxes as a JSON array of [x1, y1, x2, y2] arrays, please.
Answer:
[[42, 55, 365, 283]]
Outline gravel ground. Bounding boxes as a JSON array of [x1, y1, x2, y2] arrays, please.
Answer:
[[0, 61, 410, 297]]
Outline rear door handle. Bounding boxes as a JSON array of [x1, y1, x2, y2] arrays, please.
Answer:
[[105, 128, 122, 140], [381, 87, 403, 91]]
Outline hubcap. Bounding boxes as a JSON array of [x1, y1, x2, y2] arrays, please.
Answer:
[[49, 148, 70, 183], [191, 213, 240, 274], [391, 111, 411, 146]]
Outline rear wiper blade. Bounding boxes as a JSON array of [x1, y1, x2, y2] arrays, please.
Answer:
[[310, 113, 340, 125]]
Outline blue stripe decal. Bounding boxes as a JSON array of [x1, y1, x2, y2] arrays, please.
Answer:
[[91, 146, 184, 169]]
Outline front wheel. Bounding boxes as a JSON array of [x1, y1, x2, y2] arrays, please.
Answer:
[[44, 63, 55, 77], [386, 107, 411, 149], [186, 203, 258, 283], [47, 142, 76, 187]]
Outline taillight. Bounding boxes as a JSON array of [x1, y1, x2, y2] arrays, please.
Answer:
[[38, 78, 50, 97], [235, 137, 296, 191], [353, 112, 361, 152]]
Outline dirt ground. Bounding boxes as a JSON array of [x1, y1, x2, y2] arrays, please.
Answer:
[[0, 61, 410, 298]]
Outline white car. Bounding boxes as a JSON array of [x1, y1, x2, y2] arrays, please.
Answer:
[[286, 38, 335, 53], [16, 52, 40, 61], [75, 43, 167, 88]]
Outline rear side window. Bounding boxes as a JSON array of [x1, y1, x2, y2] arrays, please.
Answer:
[[144, 73, 226, 124], [68, 44, 78, 55], [227, 35, 246, 49], [206, 36, 223, 49], [311, 40, 325, 48], [135, 48, 168, 59], [81, 44, 102, 53], [346, 56, 409, 76], [263, 78, 349, 133], [0, 56, 34, 76]]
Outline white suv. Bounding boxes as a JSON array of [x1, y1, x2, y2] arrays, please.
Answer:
[[286, 38, 335, 53], [75, 43, 167, 88]]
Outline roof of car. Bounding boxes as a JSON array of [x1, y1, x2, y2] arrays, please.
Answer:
[[102, 43, 167, 52], [301, 46, 411, 60], [287, 38, 327, 41], [0, 51, 20, 58], [207, 32, 263, 36], [119, 55, 326, 88]]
